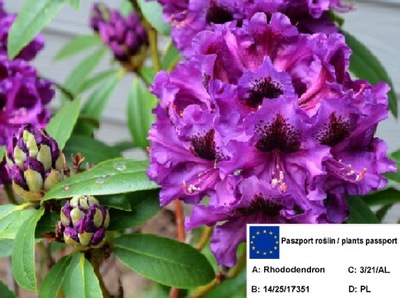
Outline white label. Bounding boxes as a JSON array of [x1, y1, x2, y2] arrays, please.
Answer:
[[247, 224, 400, 297]]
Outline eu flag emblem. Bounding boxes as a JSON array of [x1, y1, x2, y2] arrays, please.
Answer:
[[249, 226, 280, 259]]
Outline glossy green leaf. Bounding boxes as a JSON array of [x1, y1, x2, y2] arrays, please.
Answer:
[[64, 135, 121, 164], [162, 40, 181, 71], [77, 69, 119, 95], [347, 196, 379, 223], [12, 208, 45, 291], [97, 194, 132, 211], [62, 253, 102, 298], [342, 30, 398, 117], [112, 141, 134, 153], [362, 188, 400, 206], [35, 210, 60, 239], [108, 190, 160, 230], [137, 0, 171, 35], [0, 209, 37, 239], [0, 280, 15, 298], [46, 98, 82, 150], [0, 204, 34, 238], [43, 158, 159, 200], [39, 256, 71, 298], [139, 67, 156, 85], [63, 48, 107, 99], [114, 234, 215, 288], [127, 78, 157, 149], [0, 239, 14, 258], [82, 72, 121, 120], [7, 0, 64, 59], [66, 0, 80, 9], [54, 34, 101, 61]]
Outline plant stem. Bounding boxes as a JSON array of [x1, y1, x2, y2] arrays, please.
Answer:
[[148, 28, 161, 72], [88, 250, 110, 298], [196, 226, 213, 251], [174, 199, 185, 242]]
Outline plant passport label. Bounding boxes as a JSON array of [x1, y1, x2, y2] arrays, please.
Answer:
[[247, 224, 400, 297]]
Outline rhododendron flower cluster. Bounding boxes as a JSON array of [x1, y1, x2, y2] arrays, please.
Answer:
[[148, 13, 396, 267], [90, 3, 149, 71], [154, 0, 352, 56]]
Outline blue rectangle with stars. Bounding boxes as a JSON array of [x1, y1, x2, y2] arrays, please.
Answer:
[[249, 226, 280, 259]]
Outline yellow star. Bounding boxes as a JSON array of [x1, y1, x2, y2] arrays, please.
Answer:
[[256, 231, 260, 235], [250, 241, 253, 244], [269, 251, 273, 254], [274, 246, 277, 250], [276, 241, 279, 244], [257, 251, 260, 254], [252, 236, 255, 239], [274, 235, 277, 239], [263, 230, 266, 233], [269, 231, 273, 235], [263, 252, 267, 255], [252, 247, 255, 250]]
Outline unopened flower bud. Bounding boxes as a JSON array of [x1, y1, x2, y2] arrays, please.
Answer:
[[5, 124, 65, 202], [90, 3, 149, 71], [58, 195, 110, 250]]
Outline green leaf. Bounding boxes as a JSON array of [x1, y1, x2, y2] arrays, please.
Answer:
[[43, 158, 159, 200], [62, 253, 102, 298], [375, 204, 392, 222], [204, 268, 246, 298], [0, 209, 37, 239], [82, 72, 121, 120], [114, 234, 215, 288], [39, 256, 71, 298], [66, 0, 80, 9], [7, 0, 65, 59], [46, 98, 82, 150], [0, 280, 15, 298], [347, 196, 379, 223], [0, 239, 14, 258], [384, 150, 400, 182], [64, 135, 121, 164], [127, 78, 157, 149], [97, 194, 132, 211], [0, 146, 4, 161], [362, 188, 400, 206], [120, 0, 134, 16], [108, 189, 160, 230], [63, 48, 107, 99], [341, 30, 398, 117], [162, 40, 181, 71], [112, 141, 134, 153], [54, 35, 101, 61], [12, 207, 45, 291], [76, 69, 119, 95], [0, 204, 35, 238], [139, 67, 156, 85], [35, 210, 60, 239], [137, 0, 171, 35]]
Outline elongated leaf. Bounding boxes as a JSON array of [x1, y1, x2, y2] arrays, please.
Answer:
[[66, 0, 80, 9], [0, 204, 34, 238], [7, 0, 64, 59], [62, 253, 102, 298], [347, 196, 379, 223], [362, 188, 400, 206], [137, 0, 170, 35], [63, 48, 107, 98], [64, 135, 120, 164], [162, 41, 181, 71], [82, 73, 121, 120], [46, 98, 82, 150], [39, 256, 71, 298], [127, 78, 157, 149], [114, 234, 214, 288], [375, 204, 393, 222], [108, 189, 160, 230], [43, 158, 159, 200], [0, 280, 15, 298], [0, 209, 37, 239], [35, 210, 60, 239], [12, 208, 45, 291], [77, 69, 119, 95], [0, 239, 14, 258], [97, 194, 132, 211], [0, 146, 4, 161], [55, 35, 101, 61], [341, 30, 398, 117]]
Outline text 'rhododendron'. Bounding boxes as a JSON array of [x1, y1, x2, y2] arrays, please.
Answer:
[[148, 13, 396, 267]]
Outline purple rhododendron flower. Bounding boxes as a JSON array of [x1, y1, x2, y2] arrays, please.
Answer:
[[153, 0, 352, 56], [148, 13, 396, 266], [0, 1, 44, 61], [90, 3, 148, 70]]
